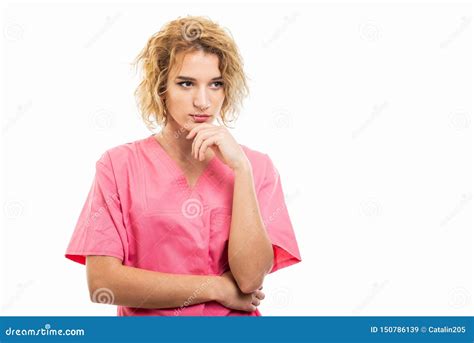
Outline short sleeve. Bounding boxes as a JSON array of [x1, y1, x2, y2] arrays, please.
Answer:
[[257, 154, 302, 274], [65, 151, 127, 265]]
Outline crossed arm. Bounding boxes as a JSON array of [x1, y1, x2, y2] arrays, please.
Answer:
[[227, 160, 274, 294], [86, 159, 274, 309]]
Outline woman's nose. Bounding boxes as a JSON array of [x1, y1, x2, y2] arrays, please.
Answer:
[[193, 87, 210, 111]]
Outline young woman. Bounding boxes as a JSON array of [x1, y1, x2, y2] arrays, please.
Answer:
[[65, 15, 302, 316]]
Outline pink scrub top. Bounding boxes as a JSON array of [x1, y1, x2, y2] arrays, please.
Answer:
[[65, 134, 302, 316]]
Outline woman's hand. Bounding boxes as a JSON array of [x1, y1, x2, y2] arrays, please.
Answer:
[[186, 123, 249, 172], [214, 270, 265, 312]]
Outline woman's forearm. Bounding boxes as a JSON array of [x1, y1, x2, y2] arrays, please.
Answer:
[[88, 258, 220, 309], [228, 160, 274, 294]]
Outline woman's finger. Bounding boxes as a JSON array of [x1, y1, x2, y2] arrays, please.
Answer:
[[186, 122, 216, 140], [198, 135, 219, 161], [192, 128, 217, 159], [251, 297, 261, 306]]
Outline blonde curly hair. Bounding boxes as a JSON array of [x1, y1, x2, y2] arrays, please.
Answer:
[[132, 15, 249, 130]]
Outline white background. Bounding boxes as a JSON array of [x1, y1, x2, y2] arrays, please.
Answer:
[[1, 0, 472, 316]]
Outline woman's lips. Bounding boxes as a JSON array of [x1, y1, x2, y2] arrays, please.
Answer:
[[189, 114, 211, 123]]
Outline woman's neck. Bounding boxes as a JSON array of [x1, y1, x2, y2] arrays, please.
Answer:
[[158, 119, 213, 163]]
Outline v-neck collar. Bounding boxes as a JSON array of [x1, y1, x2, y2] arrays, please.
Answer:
[[147, 134, 219, 193]]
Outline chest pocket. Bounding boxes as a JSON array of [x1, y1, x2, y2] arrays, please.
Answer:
[[209, 208, 232, 274], [129, 210, 208, 274]]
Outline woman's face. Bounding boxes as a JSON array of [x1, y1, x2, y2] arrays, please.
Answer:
[[164, 50, 225, 131]]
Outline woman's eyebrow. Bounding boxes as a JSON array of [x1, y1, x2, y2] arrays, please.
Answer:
[[175, 76, 223, 81]]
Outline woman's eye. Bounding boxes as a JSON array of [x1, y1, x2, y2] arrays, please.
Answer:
[[178, 81, 193, 88], [177, 81, 223, 89], [211, 81, 224, 88]]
